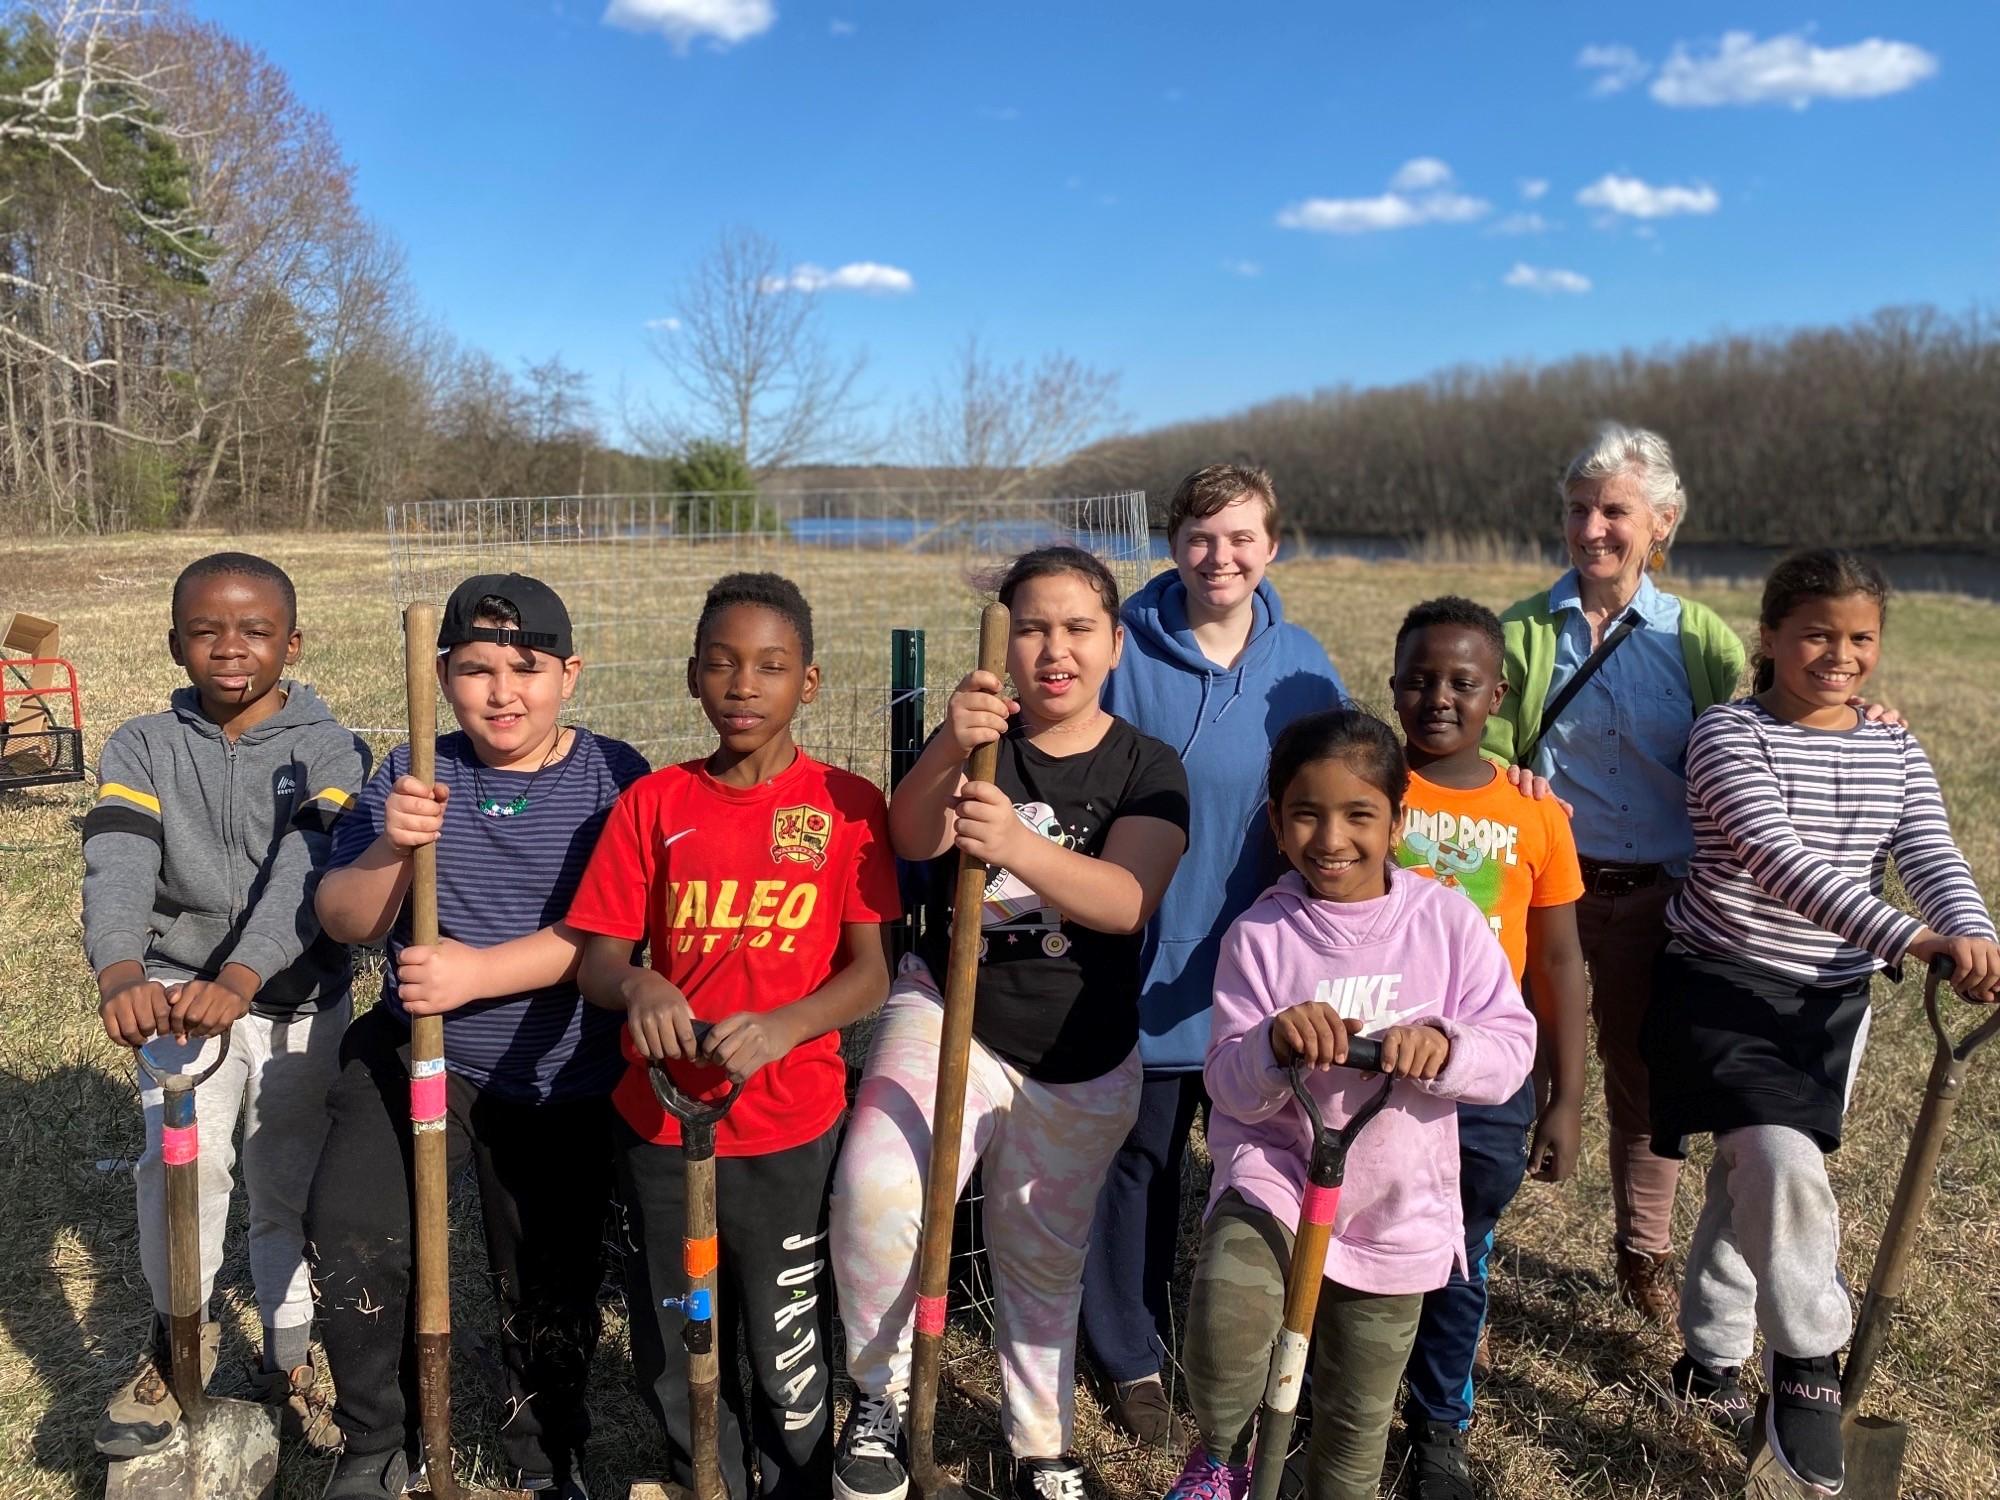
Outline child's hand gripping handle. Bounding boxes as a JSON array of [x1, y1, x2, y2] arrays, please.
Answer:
[[909, 601, 1010, 1496], [1247, 1036, 1397, 1500], [647, 1021, 747, 1156]]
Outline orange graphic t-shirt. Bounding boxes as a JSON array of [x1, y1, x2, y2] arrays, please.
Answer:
[[1395, 766, 1584, 983]]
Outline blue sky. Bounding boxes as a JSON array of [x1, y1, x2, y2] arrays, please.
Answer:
[[191, 0, 1996, 445]]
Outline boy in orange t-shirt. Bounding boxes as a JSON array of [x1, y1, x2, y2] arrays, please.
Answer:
[[1387, 595, 1587, 1497], [570, 574, 899, 1499]]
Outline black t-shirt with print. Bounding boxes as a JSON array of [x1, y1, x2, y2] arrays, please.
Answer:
[[916, 716, 1190, 1084]]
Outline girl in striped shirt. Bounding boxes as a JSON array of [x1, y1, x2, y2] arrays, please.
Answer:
[[1644, 548, 1999, 1497]]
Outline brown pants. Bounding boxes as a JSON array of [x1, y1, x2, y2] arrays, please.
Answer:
[[1577, 878, 1682, 1255]]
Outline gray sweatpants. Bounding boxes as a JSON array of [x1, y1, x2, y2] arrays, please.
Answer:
[[1679, 1124, 1853, 1368], [135, 999, 350, 1349]]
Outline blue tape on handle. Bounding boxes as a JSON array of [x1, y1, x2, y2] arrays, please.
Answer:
[[662, 1289, 712, 1321]]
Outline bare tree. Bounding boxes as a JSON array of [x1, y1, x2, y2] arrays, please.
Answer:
[[908, 335, 1125, 499], [631, 227, 867, 473]]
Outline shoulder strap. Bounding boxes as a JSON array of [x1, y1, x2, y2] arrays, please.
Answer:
[[1518, 611, 1640, 766]]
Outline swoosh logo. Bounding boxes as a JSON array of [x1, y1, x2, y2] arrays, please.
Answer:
[[662, 829, 695, 851]]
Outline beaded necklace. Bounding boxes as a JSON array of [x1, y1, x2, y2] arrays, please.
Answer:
[[472, 727, 569, 817]]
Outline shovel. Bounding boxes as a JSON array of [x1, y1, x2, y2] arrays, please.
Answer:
[[107, 1028, 280, 1500], [1744, 955, 2000, 1499], [630, 1024, 745, 1500], [401, 601, 527, 1500], [1247, 1034, 1393, 1500], [907, 601, 1010, 1500]]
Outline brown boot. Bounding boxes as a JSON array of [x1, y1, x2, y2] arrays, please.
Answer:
[[247, 1352, 339, 1453], [1615, 1245, 1680, 1325]]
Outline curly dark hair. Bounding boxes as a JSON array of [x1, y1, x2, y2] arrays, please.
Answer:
[[1394, 595, 1504, 665], [172, 552, 298, 629], [696, 571, 815, 661], [1267, 707, 1410, 818]]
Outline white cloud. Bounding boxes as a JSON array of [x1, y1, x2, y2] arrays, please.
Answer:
[[644, 316, 682, 331], [761, 261, 915, 294], [828, 17, 854, 35], [1651, 30, 1937, 108], [1518, 177, 1549, 201], [1389, 156, 1453, 192], [1578, 43, 1651, 96], [1278, 160, 1489, 235], [1576, 172, 1719, 219], [1222, 259, 1262, 278], [1503, 263, 1592, 295], [1489, 212, 1551, 236], [602, 0, 774, 50]]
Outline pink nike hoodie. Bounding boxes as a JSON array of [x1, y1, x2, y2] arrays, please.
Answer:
[[1204, 866, 1537, 1295]]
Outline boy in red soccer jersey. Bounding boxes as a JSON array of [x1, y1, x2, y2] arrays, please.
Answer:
[[571, 573, 899, 1499]]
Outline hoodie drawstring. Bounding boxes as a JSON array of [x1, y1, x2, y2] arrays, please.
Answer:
[[1181, 672, 1214, 757]]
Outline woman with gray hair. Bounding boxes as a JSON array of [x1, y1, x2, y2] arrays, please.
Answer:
[[1481, 423, 1745, 1329]]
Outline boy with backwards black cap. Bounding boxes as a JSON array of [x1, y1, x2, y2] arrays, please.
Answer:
[[310, 573, 649, 1500]]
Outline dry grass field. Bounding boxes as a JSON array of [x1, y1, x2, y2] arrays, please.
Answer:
[[1, 532, 1996, 1499]]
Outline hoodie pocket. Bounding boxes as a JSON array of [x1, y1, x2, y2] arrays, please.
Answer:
[[151, 909, 235, 978]]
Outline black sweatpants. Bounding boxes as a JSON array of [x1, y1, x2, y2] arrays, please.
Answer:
[[307, 1006, 615, 1481], [616, 1117, 840, 1500]]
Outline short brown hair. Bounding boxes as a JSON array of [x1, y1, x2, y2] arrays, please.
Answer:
[[1165, 463, 1279, 542]]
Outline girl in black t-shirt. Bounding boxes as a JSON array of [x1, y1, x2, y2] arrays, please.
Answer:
[[828, 547, 1189, 1500]]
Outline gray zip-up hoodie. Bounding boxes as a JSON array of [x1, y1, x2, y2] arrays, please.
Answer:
[[81, 680, 371, 1016]]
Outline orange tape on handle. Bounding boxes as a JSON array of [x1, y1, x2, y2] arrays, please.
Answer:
[[684, 1236, 718, 1280]]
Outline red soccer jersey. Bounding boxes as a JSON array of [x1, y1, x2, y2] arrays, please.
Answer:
[[566, 751, 901, 1155]]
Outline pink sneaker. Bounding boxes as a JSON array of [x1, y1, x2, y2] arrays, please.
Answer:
[[1161, 1449, 1250, 1500]]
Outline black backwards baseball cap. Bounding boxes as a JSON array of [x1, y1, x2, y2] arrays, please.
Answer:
[[436, 573, 575, 659]]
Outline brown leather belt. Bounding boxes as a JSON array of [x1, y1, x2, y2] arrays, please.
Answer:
[[1578, 857, 1664, 898]]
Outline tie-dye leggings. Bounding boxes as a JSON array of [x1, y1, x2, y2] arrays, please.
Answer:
[[830, 961, 1143, 1459]]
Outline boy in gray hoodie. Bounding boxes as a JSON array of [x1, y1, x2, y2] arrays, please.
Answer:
[[84, 552, 370, 1460]]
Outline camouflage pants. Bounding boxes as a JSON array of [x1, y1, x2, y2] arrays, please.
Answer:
[[1185, 1190, 1423, 1500]]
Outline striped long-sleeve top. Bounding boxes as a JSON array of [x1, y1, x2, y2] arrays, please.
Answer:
[[1666, 700, 1995, 985]]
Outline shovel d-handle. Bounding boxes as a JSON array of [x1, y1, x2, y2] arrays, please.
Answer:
[[137, 1030, 235, 1418], [1845, 956, 1999, 1411], [648, 1024, 741, 1500], [908, 602, 1009, 1500], [1246, 1037, 1395, 1500]]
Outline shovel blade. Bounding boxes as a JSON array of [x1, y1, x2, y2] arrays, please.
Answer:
[[1842, 1415, 1907, 1498], [104, 1400, 278, 1500]]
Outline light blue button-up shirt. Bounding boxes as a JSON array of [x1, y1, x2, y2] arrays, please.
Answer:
[[1533, 570, 1698, 873]]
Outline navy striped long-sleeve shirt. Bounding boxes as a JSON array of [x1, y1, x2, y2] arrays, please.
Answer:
[[1666, 701, 1995, 985]]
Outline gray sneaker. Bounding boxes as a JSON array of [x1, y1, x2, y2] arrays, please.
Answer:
[[321, 1447, 413, 1500]]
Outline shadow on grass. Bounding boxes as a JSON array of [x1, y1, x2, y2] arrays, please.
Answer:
[[0, 1047, 151, 1495]]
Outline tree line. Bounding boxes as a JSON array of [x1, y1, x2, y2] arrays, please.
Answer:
[[1074, 305, 2000, 551]]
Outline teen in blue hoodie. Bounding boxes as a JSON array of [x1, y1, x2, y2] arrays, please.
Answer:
[[1081, 464, 1346, 1439]]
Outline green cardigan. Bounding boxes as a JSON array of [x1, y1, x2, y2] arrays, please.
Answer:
[[1481, 587, 1747, 767]]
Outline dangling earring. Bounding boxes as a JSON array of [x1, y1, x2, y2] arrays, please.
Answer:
[[1648, 542, 1668, 573]]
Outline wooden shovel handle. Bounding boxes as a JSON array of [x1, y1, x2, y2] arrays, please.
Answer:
[[908, 601, 1010, 1493], [403, 603, 464, 1500]]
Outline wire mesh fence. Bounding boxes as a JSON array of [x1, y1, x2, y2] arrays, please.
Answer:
[[385, 487, 1154, 783], [384, 485, 1158, 1427]]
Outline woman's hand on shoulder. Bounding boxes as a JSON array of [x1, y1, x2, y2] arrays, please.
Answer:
[[1910, 929, 2000, 1004], [1503, 763, 1575, 820], [944, 670, 1015, 755], [1852, 698, 1907, 728]]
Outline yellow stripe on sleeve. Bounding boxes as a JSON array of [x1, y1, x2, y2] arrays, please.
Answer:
[[311, 787, 355, 809], [98, 782, 161, 815]]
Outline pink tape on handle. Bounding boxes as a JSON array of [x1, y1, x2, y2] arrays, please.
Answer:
[[1301, 1183, 1340, 1227], [410, 1072, 447, 1123], [161, 1122, 198, 1166], [914, 1293, 948, 1337]]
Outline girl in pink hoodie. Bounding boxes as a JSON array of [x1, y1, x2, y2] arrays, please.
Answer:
[[1166, 708, 1536, 1500]]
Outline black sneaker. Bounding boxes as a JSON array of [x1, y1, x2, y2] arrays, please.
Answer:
[[1404, 1422, 1475, 1500], [1013, 1455, 1087, 1500], [1669, 1353, 1755, 1445], [834, 1391, 908, 1500], [1763, 1350, 1844, 1495], [321, 1447, 413, 1500]]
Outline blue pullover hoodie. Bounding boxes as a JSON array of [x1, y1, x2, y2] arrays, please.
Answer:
[[1102, 570, 1346, 1072]]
